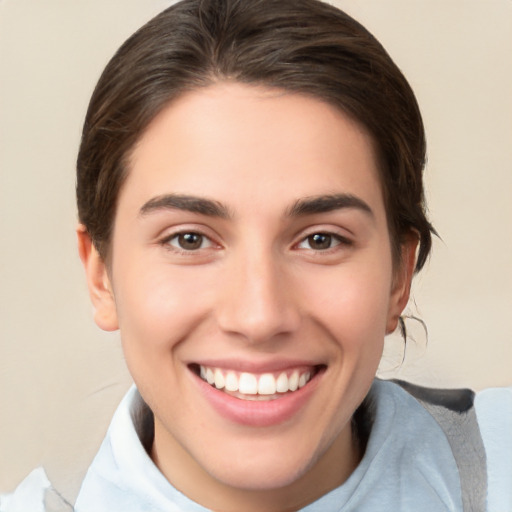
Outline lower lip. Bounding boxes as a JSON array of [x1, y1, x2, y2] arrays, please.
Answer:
[[191, 369, 323, 427]]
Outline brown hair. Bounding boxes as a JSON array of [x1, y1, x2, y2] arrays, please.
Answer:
[[77, 0, 435, 269]]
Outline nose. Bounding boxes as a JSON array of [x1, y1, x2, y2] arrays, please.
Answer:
[[216, 248, 301, 344]]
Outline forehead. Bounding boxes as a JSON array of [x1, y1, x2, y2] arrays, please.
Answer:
[[122, 82, 385, 220]]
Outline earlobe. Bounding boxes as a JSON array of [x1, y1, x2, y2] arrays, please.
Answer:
[[386, 237, 419, 334], [77, 224, 119, 332]]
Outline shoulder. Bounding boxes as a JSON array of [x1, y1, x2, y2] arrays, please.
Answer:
[[382, 379, 512, 512], [474, 386, 512, 512], [391, 378, 475, 412], [0, 468, 73, 512]]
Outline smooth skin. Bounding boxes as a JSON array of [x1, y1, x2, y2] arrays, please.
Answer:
[[78, 83, 417, 512]]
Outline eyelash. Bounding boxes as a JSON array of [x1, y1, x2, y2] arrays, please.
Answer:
[[160, 231, 216, 253], [295, 232, 352, 252], [159, 229, 351, 255]]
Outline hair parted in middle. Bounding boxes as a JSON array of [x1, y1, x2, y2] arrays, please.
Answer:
[[77, 0, 435, 268]]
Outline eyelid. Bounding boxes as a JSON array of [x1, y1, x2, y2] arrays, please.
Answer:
[[296, 233, 342, 250], [158, 224, 223, 252], [290, 226, 356, 261], [293, 225, 354, 246], [167, 232, 214, 250]]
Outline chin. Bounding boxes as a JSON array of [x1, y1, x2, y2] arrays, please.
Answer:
[[215, 467, 307, 494], [204, 441, 323, 492]]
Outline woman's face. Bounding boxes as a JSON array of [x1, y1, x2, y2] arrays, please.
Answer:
[[83, 83, 414, 509]]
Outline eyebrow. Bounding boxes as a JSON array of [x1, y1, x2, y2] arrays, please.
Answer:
[[287, 193, 374, 218], [139, 194, 231, 219], [138, 192, 373, 220]]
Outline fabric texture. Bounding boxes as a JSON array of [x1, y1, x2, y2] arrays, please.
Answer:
[[0, 468, 73, 512], [475, 387, 512, 512], [72, 379, 511, 512], [3, 380, 510, 511], [393, 380, 487, 511]]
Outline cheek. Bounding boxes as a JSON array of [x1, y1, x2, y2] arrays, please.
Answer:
[[112, 261, 213, 355], [306, 261, 393, 341]]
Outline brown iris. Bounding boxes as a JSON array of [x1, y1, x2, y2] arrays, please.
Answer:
[[307, 233, 334, 250], [177, 233, 203, 250]]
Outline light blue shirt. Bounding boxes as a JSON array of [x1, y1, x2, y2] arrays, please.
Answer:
[[2, 380, 511, 511]]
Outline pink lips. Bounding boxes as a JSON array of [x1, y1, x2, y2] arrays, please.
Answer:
[[191, 363, 324, 427]]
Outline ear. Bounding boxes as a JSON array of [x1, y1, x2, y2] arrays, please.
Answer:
[[386, 236, 419, 334], [77, 224, 119, 331]]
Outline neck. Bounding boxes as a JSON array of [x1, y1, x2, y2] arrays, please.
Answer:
[[151, 420, 361, 512]]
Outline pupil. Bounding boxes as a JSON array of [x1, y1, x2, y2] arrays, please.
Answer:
[[309, 233, 331, 250], [179, 233, 202, 250]]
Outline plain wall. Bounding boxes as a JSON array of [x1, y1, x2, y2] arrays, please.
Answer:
[[1, 0, 511, 502]]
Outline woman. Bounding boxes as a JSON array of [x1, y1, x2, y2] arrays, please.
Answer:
[[2, 0, 510, 510]]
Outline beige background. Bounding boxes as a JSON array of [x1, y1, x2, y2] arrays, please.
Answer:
[[1, 0, 511, 502]]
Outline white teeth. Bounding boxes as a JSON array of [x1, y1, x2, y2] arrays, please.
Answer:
[[289, 370, 299, 391], [299, 372, 310, 389], [225, 372, 238, 392], [239, 373, 258, 394], [198, 365, 315, 396], [258, 373, 277, 395], [214, 368, 225, 389], [276, 372, 289, 393]]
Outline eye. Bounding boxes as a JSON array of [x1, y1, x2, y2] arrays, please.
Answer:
[[166, 232, 213, 251], [297, 232, 343, 251]]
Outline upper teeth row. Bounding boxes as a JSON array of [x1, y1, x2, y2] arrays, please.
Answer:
[[199, 366, 312, 395]]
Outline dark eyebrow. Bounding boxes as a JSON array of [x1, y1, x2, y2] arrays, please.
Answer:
[[139, 194, 231, 219], [287, 194, 374, 218]]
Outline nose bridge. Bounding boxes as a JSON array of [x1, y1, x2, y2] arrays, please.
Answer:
[[217, 241, 299, 343]]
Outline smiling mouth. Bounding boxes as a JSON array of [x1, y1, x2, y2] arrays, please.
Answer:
[[190, 364, 324, 401]]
